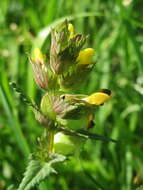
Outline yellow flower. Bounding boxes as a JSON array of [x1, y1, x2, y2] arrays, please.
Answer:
[[82, 89, 111, 105], [68, 23, 75, 39], [77, 48, 95, 65], [33, 48, 45, 62]]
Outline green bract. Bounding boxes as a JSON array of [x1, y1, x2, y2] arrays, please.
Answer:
[[40, 93, 56, 120]]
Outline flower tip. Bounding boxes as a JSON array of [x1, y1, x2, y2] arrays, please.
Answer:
[[77, 48, 95, 65], [68, 23, 75, 38], [33, 48, 45, 62]]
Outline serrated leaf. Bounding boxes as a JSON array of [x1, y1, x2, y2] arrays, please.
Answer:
[[18, 153, 66, 190]]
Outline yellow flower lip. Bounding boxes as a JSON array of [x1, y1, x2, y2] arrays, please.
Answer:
[[82, 89, 111, 105], [77, 48, 95, 65], [33, 48, 45, 62]]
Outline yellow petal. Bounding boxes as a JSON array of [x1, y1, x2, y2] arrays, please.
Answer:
[[33, 48, 45, 62], [68, 23, 75, 39], [83, 91, 111, 105], [77, 48, 95, 65]]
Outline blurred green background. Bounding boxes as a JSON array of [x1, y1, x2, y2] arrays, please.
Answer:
[[0, 0, 143, 189]]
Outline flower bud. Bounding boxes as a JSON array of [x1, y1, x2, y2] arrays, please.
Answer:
[[30, 48, 49, 90], [50, 21, 87, 74], [30, 48, 58, 91], [58, 47, 95, 90]]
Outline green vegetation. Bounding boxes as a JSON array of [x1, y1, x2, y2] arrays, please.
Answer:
[[0, 0, 143, 189]]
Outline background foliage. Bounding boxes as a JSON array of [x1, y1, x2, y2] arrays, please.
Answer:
[[0, 0, 143, 189]]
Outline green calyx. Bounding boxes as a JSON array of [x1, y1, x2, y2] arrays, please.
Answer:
[[53, 132, 85, 155], [40, 93, 56, 121]]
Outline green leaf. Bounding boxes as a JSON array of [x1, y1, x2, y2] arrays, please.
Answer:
[[18, 153, 66, 190], [58, 126, 119, 143]]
